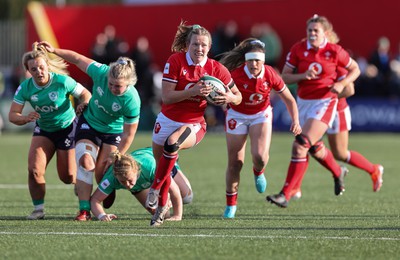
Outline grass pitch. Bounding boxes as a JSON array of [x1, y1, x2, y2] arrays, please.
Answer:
[[0, 131, 399, 259]]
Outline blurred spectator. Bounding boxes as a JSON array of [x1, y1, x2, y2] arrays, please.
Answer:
[[90, 32, 109, 64], [130, 36, 155, 106], [354, 55, 381, 97], [389, 41, 400, 98], [0, 70, 4, 97], [104, 25, 129, 61], [130, 36, 158, 130], [211, 20, 241, 59], [208, 20, 242, 129], [91, 25, 130, 65], [368, 36, 392, 96], [250, 23, 282, 68], [0, 70, 3, 134], [1, 65, 29, 98]]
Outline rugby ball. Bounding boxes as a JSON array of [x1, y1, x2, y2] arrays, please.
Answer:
[[200, 75, 226, 105]]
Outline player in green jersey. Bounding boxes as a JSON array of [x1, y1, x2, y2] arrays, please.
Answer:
[[8, 42, 92, 220], [91, 147, 193, 221], [39, 41, 141, 221]]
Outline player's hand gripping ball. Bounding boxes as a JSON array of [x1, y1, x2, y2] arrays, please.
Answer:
[[200, 75, 227, 105]]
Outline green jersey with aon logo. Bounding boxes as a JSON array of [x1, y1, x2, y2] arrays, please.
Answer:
[[13, 72, 79, 132]]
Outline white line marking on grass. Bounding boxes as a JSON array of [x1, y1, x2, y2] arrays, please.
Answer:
[[0, 231, 399, 241], [0, 184, 72, 189]]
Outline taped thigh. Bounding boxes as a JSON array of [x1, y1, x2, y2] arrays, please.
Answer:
[[164, 127, 192, 153]]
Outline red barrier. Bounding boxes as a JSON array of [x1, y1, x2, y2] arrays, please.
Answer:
[[27, 0, 400, 85]]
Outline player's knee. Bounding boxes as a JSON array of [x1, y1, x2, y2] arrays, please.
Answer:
[[292, 134, 312, 157], [295, 134, 312, 149], [309, 141, 325, 156], [229, 159, 244, 173], [182, 189, 193, 204], [164, 127, 192, 154], [78, 153, 95, 170], [28, 167, 45, 183], [59, 174, 74, 184], [75, 142, 97, 170], [164, 140, 180, 154], [252, 154, 269, 169]]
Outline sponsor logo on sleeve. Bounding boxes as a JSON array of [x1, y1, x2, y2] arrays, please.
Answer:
[[101, 179, 110, 190]]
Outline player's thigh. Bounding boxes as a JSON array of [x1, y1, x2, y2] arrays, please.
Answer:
[[56, 148, 76, 178], [28, 136, 55, 172], [226, 132, 247, 163], [95, 143, 118, 177], [152, 142, 164, 163], [249, 121, 272, 159], [328, 131, 349, 159], [170, 125, 198, 150], [302, 118, 329, 144]]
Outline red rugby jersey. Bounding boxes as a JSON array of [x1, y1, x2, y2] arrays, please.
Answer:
[[285, 39, 351, 99], [230, 64, 286, 115], [161, 52, 233, 123]]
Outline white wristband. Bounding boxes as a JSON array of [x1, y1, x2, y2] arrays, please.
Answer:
[[97, 213, 106, 220]]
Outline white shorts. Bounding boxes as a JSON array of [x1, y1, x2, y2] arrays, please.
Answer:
[[327, 106, 352, 134], [297, 97, 338, 128], [152, 112, 206, 145], [225, 106, 272, 135]]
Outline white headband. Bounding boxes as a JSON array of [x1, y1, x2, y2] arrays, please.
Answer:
[[245, 52, 265, 61]]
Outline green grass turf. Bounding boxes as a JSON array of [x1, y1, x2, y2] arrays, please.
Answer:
[[0, 131, 399, 259]]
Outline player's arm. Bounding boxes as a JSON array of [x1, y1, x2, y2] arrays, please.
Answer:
[[8, 102, 40, 125], [282, 64, 317, 83], [167, 179, 183, 221], [39, 41, 94, 73], [338, 81, 355, 99], [117, 122, 138, 155], [222, 82, 242, 106], [90, 189, 117, 221], [161, 80, 210, 104], [73, 83, 92, 116], [332, 59, 360, 94], [278, 87, 302, 136]]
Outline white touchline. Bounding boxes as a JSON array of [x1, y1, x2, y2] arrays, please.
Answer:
[[0, 184, 73, 189], [0, 231, 399, 241]]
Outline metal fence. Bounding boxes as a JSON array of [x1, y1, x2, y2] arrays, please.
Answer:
[[0, 20, 26, 68]]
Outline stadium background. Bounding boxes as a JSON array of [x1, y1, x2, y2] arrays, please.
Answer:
[[1, 0, 400, 132]]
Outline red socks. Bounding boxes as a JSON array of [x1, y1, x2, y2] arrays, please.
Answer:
[[347, 151, 375, 174], [282, 157, 309, 200], [226, 191, 238, 206], [314, 148, 342, 178], [151, 153, 178, 190], [253, 167, 264, 176], [151, 152, 178, 207]]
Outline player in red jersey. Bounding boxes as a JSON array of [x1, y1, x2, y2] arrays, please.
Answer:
[[266, 14, 361, 208], [146, 21, 242, 226], [218, 38, 302, 218], [290, 30, 384, 200], [326, 30, 384, 193]]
